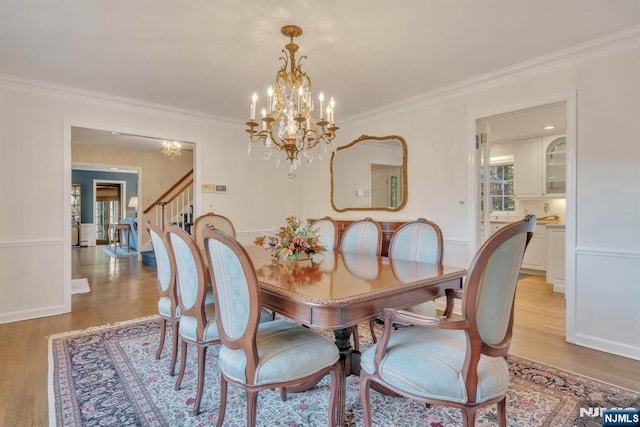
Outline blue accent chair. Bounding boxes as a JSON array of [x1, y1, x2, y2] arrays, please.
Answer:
[[202, 226, 342, 427], [360, 215, 536, 427]]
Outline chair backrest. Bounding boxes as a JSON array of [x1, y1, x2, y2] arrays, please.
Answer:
[[167, 224, 210, 340], [388, 218, 443, 264], [192, 213, 237, 258], [146, 221, 178, 316], [311, 216, 338, 250], [202, 226, 263, 383], [340, 218, 382, 256], [464, 215, 536, 353]]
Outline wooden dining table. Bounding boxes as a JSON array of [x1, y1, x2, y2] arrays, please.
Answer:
[[245, 245, 467, 425]]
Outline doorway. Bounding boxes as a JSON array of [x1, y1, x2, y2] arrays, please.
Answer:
[[370, 164, 402, 208], [471, 95, 576, 343], [94, 181, 126, 245]]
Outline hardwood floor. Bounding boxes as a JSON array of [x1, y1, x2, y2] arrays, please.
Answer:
[[0, 248, 638, 426]]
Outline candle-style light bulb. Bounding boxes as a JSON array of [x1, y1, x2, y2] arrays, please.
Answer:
[[250, 92, 257, 120], [297, 86, 303, 115], [318, 92, 325, 119], [261, 108, 267, 131], [267, 86, 274, 115], [329, 97, 335, 125]]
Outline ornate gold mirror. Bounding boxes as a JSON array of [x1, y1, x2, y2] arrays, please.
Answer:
[[330, 134, 407, 212]]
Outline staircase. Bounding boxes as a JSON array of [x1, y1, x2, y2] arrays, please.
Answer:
[[141, 169, 194, 267]]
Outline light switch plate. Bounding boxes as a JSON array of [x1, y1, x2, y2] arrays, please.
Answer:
[[202, 184, 215, 193], [214, 184, 228, 194]]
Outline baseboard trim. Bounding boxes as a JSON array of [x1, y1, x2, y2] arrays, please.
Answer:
[[0, 305, 66, 325], [552, 283, 566, 293], [575, 333, 640, 361]]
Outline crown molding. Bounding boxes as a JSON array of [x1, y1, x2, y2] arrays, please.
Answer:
[[1, 25, 639, 129], [0, 73, 245, 127], [344, 25, 640, 125]]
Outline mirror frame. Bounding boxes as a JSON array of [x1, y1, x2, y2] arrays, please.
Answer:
[[330, 134, 408, 212]]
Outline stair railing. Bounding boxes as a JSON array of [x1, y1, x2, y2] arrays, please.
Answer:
[[143, 169, 194, 231]]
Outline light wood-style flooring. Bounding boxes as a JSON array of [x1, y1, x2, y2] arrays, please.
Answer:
[[1, 247, 638, 426]]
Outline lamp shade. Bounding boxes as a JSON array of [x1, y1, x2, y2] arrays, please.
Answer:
[[128, 196, 138, 209]]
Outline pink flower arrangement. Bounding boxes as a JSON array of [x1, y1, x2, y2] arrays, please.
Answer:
[[254, 216, 326, 261]]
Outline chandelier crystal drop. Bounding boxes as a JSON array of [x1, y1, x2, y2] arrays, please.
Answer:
[[162, 140, 182, 159], [246, 25, 339, 180]]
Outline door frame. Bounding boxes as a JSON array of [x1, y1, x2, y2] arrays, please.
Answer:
[[467, 90, 577, 343], [63, 119, 201, 313], [93, 179, 126, 244]]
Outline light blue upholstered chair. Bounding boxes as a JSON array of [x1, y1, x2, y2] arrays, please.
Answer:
[[339, 217, 382, 349], [146, 221, 180, 376], [311, 216, 338, 250], [339, 217, 382, 256], [389, 218, 443, 318], [202, 226, 342, 427], [192, 212, 237, 261], [360, 215, 536, 427], [166, 224, 220, 416]]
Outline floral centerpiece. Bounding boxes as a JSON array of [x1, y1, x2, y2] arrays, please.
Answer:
[[254, 216, 326, 261]]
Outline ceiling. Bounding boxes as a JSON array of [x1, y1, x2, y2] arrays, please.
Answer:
[[2, 1, 639, 128]]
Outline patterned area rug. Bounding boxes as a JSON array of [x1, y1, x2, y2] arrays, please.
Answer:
[[48, 316, 639, 426]]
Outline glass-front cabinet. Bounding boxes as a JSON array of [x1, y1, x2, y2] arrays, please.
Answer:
[[543, 135, 566, 196]]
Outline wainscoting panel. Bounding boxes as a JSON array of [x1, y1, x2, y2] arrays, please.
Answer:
[[575, 247, 640, 361], [0, 239, 66, 324]]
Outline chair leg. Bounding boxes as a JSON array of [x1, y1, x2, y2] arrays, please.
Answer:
[[352, 325, 360, 352], [360, 375, 373, 427], [175, 339, 188, 391], [328, 363, 343, 427], [368, 320, 378, 343], [461, 406, 477, 427], [279, 387, 287, 401], [216, 375, 228, 427], [497, 397, 507, 427], [169, 320, 179, 376], [156, 318, 167, 359], [246, 390, 259, 427], [192, 345, 207, 416]]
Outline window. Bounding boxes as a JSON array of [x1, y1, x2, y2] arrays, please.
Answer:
[[489, 164, 515, 211]]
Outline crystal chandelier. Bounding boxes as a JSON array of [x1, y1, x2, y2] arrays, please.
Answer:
[[162, 140, 181, 159], [246, 25, 338, 181]]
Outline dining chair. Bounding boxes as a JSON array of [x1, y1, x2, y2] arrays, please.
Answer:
[[166, 224, 220, 416], [202, 226, 342, 427], [339, 217, 382, 256], [339, 217, 382, 350], [360, 215, 536, 427], [388, 218, 443, 318], [146, 221, 180, 376], [311, 216, 338, 250], [192, 212, 237, 258]]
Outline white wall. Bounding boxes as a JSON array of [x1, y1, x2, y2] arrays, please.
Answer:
[[1, 40, 638, 361], [297, 42, 640, 360], [0, 80, 295, 323]]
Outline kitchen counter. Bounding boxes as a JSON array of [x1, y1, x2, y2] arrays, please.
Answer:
[[488, 218, 564, 226]]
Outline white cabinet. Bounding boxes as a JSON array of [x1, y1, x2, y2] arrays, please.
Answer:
[[546, 225, 566, 293], [513, 134, 566, 198], [489, 222, 508, 235], [513, 137, 542, 198], [542, 135, 566, 196], [521, 224, 547, 270]]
